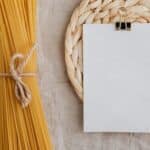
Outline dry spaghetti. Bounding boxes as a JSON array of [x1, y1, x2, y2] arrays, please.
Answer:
[[0, 0, 53, 149]]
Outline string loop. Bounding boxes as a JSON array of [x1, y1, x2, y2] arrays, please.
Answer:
[[0, 44, 37, 108]]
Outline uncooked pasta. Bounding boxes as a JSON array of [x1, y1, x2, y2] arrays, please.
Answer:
[[0, 0, 53, 149]]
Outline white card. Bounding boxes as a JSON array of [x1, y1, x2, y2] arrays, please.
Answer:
[[84, 24, 150, 133]]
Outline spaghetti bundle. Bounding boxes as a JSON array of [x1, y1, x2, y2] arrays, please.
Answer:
[[0, 0, 53, 149]]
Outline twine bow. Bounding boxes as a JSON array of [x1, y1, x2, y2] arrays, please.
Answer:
[[10, 54, 32, 107], [0, 44, 37, 108]]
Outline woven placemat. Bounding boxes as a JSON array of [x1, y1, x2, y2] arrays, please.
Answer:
[[65, 0, 150, 101]]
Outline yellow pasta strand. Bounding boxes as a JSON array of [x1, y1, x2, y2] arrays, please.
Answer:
[[0, 0, 53, 149]]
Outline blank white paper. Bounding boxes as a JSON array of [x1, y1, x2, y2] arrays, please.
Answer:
[[84, 24, 150, 133]]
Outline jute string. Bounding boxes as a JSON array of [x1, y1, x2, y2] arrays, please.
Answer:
[[0, 44, 37, 108]]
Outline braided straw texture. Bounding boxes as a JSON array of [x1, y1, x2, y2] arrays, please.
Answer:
[[65, 0, 150, 101]]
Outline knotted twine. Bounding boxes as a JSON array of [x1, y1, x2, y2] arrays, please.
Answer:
[[0, 44, 37, 108]]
